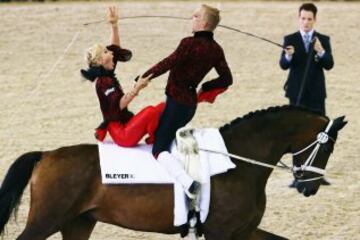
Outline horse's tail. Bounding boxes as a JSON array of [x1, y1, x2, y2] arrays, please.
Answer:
[[0, 151, 42, 235]]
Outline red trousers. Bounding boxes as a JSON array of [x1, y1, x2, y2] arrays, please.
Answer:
[[96, 88, 226, 147], [97, 103, 165, 147], [107, 103, 165, 147]]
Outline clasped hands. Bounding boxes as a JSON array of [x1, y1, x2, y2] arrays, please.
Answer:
[[284, 37, 324, 56], [130, 74, 153, 97]]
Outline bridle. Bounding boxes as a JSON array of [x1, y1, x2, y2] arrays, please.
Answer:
[[291, 120, 335, 182], [198, 120, 335, 183]]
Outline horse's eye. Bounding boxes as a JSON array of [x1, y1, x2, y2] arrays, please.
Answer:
[[322, 144, 333, 153]]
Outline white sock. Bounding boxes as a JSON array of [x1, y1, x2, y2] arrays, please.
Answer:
[[157, 151, 193, 190]]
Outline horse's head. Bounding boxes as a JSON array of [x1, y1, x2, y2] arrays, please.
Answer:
[[219, 106, 348, 198], [292, 116, 347, 197]]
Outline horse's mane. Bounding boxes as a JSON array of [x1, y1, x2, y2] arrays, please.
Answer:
[[219, 105, 328, 132]]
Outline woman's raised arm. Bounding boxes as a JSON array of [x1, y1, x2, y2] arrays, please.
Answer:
[[107, 6, 120, 46]]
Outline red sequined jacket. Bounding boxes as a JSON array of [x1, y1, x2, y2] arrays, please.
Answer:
[[142, 31, 233, 106]]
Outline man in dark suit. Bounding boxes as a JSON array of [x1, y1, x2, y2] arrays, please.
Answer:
[[280, 3, 334, 114], [280, 3, 334, 186]]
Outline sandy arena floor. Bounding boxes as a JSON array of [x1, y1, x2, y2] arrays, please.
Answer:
[[0, 1, 359, 239]]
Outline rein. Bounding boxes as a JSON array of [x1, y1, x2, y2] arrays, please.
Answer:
[[199, 120, 334, 182], [198, 148, 292, 172]]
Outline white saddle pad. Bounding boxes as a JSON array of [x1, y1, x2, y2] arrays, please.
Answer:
[[97, 128, 236, 226]]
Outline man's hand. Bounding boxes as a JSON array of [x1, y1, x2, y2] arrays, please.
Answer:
[[107, 6, 119, 26], [314, 37, 325, 54], [284, 45, 295, 56]]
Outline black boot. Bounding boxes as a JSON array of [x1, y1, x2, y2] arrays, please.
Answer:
[[186, 181, 201, 199]]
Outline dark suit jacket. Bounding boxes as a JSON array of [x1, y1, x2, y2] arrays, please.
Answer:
[[279, 31, 334, 102]]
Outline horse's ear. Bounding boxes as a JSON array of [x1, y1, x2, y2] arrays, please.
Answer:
[[333, 116, 348, 131]]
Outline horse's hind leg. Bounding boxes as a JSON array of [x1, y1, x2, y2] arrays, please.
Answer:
[[16, 209, 63, 240], [16, 211, 96, 240], [60, 213, 97, 240], [16, 225, 56, 240], [16, 198, 61, 240]]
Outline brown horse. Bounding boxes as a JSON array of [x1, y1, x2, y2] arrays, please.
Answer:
[[0, 106, 347, 240]]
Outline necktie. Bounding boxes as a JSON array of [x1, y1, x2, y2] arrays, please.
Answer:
[[304, 33, 311, 52]]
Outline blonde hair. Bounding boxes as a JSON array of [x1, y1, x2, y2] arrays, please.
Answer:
[[201, 4, 221, 31], [86, 43, 105, 67]]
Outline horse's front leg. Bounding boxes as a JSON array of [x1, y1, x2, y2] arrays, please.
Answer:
[[232, 228, 289, 240], [204, 231, 232, 240]]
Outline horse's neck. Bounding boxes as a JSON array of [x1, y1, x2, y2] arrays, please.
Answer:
[[221, 122, 286, 167], [220, 111, 325, 173]]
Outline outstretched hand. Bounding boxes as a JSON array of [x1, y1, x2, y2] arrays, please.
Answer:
[[134, 74, 153, 92], [107, 6, 119, 25]]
